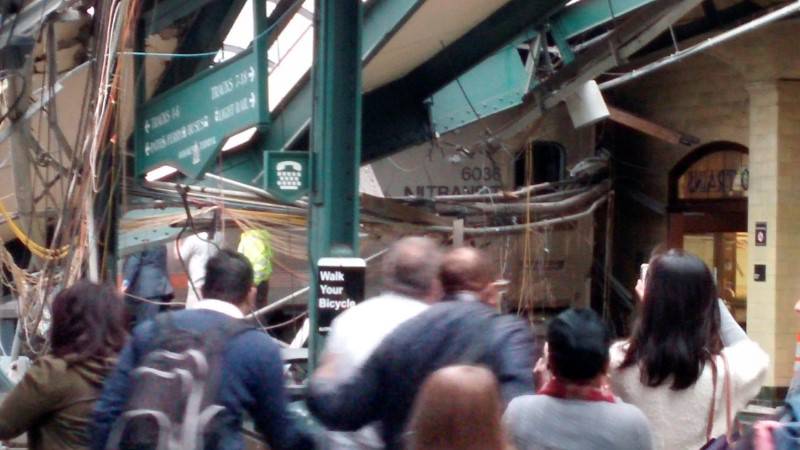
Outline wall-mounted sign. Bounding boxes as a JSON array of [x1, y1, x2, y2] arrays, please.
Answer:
[[677, 150, 748, 201], [264, 151, 310, 203], [316, 257, 365, 336], [755, 222, 767, 247], [135, 48, 266, 179], [754, 264, 766, 282]]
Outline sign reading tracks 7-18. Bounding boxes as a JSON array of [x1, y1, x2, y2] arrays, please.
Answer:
[[135, 48, 266, 179]]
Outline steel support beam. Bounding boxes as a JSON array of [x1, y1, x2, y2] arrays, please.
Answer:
[[253, 0, 270, 131], [269, 0, 568, 161], [143, 0, 218, 34], [539, 0, 704, 94], [307, 0, 362, 369], [265, 0, 425, 152], [360, 0, 565, 160], [549, 0, 659, 39], [608, 105, 699, 147], [491, 0, 705, 145], [232, 0, 685, 183], [375, 0, 660, 140], [0, 0, 67, 45], [153, 0, 247, 96]]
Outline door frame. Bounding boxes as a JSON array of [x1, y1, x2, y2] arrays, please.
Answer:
[[667, 141, 748, 248]]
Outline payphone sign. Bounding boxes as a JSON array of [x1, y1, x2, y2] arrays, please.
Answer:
[[264, 151, 310, 203]]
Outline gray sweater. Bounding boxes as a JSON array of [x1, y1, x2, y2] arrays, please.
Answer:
[[503, 395, 653, 450]]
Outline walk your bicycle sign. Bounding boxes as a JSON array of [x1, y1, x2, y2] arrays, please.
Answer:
[[316, 257, 365, 336], [135, 48, 267, 179]]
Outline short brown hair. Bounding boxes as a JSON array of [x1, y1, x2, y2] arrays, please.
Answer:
[[405, 365, 508, 450], [438, 247, 494, 295]]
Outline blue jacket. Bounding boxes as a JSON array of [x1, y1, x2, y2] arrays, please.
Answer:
[[307, 300, 535, 450], [90, 309, 314, 450], [122, 247, 174, 299]]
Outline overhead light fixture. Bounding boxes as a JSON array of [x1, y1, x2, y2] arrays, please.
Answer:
[[565, 80, 609, 128], [222, 127, 257, 152], [87, 6, 95, 16], [145, 165, 178, 182]]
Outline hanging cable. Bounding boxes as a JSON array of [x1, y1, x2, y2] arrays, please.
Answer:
[[0, 199, 69, 259]]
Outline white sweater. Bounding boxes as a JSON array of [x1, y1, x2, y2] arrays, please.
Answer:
[[610, 340, 768, 450]]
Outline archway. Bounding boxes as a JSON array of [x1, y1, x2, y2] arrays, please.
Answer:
[[668, 141, 749, 322]]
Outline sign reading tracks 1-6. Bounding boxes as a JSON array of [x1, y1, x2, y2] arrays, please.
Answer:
[[135, 48, 265, 179]]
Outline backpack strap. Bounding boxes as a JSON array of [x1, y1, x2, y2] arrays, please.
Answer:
[[222, 318, 256, 342], [204, 317, 256, 354], [147, 312, 178, 353], [147, 312, 254, 356]]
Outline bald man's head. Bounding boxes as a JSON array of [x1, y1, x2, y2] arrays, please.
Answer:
[[439, 247, 496, 301], [382, 236, 442, 301]]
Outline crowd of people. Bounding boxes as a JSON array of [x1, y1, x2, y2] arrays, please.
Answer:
[[0, 235, 778, 450]]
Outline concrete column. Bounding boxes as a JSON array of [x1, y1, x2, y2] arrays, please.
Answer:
[[747, 80, 800, 387]]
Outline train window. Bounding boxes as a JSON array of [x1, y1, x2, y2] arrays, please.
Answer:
[[514, 141, 565, 187]]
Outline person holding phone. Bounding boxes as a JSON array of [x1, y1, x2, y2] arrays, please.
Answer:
[[609, 250, 768, 449]]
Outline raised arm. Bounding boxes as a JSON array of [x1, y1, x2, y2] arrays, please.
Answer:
[[493, 318, 536, 404], [718, 299, 747, 346], [306, 349, 386, 431]]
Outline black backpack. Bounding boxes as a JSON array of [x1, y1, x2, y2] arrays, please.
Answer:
[[106, 313, 253, 450]]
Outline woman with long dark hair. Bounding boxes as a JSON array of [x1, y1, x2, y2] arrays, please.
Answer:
[[0, 280, 127, 450], [610, 250, 768, 449], [404, 365, 514, 450]]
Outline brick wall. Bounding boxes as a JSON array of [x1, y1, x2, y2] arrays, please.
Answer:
[[747, 80, 800, 386]]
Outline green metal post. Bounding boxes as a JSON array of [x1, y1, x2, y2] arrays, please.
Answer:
[[253, 0, 269, 130], [308, 0, 363, 370]]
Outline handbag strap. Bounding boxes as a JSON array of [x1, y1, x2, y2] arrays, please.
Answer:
[[706, 356, 719, 442], [722, 352, 733, 441], [705, 353, 734, 444]]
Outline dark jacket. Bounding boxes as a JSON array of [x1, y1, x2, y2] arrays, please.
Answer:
[[122, 247, 173, 299], [307, 301, 536, 450], [89, 309, 314, 450], [0, 355, 116, 450]]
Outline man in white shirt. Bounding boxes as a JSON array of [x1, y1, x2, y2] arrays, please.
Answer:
[[175, 229, 221, 308], [322, 236, 443, 450]]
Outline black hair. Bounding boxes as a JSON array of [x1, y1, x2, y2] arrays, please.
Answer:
[[50, 280, 127, 363], [202, 249, 254, 305], [547, 308, 611, 382], [620, 249, 722, 390]]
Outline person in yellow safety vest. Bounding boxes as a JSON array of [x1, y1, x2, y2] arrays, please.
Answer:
[[237, 229, 273, 309]]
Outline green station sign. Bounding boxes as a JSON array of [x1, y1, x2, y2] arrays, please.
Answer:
[[264, 151, 310, 203], [135, 48, 266, 179]]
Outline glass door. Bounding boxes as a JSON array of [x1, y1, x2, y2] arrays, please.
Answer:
[[684, 232, 748, 326]]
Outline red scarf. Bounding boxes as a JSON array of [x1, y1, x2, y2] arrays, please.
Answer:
[[538, 377, 616, 403]]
